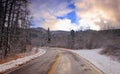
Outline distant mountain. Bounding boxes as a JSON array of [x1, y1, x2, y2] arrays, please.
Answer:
[[51, 30, 69, 34], [28, 27, 47, 46], [34, 27, 47, 33]]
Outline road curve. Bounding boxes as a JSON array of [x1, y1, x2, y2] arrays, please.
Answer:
[[6, 48, 104, 74]]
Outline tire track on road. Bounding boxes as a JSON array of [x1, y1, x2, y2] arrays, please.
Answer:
[[47, 50, 60, 74]]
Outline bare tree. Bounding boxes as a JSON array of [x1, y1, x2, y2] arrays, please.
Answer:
[[70, 30, 75, 49], [0, 0, 31, 59], [47, 28, 51, 46]]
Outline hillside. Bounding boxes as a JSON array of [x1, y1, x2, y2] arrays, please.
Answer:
[[29, 27, 47, 46], [29, 27, 120, 49]]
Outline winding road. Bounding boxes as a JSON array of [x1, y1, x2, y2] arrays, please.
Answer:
[[6, 48, 103, 74]]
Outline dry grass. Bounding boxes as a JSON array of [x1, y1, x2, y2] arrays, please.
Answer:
[[0, 51, 37, 64], [100, 45, 120, 61]]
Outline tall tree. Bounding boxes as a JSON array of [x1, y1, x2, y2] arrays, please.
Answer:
[[47, 28, 51, 45], [70, 30, 75, 49], [0, 0, 31, 58]]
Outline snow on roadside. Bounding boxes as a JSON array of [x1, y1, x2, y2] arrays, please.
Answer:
[[0, 48, 46, 73], [70, 49, 120, 74]]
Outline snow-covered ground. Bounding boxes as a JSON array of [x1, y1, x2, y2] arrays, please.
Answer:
[[0, 48, 46, 73], [70, 48, 120, 74]]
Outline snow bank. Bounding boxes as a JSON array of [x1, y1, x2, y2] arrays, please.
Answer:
[[70, 49, 120, 74], [0, 49, 46, 73]]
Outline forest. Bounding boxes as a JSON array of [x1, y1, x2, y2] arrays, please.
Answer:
[[0, 0, 31, 59]]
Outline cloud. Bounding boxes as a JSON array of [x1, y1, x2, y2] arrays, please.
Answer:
[[75, 0, 120, 30], [30, 0, 120, 31], [30, 0, 73, 18], [41, 18, 77, 31], [54, 19, 77, 31], [29, 0, 76, 30]]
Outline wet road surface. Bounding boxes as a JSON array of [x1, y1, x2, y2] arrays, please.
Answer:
[[6, 48, 103, 74]]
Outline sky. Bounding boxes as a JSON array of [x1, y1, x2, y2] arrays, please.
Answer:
[[29, 0, 120, 31]]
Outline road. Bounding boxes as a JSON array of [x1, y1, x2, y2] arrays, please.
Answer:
[[6, 48, 103, 74]]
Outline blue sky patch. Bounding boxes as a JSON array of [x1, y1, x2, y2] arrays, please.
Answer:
[[66, 11, 77, 23], [57, 11, 77, 24], [57, 16, 65, 19], [67, 3, 75, 9]]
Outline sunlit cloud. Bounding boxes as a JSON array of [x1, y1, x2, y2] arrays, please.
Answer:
[[54, 19, 77, 31], [75, 0, 120, 30], [41, 18, 77, 31]]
